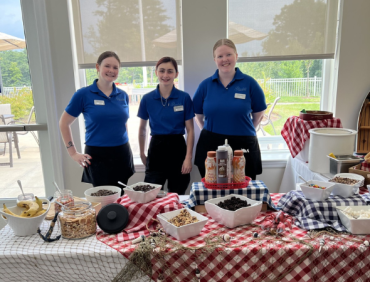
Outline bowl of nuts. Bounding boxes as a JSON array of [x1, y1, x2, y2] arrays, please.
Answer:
[[205, 194, 262, 228], [84, 186, 121, 207], [329, 173, 365, 198], [123, 182, 162, 204], [157, 208, 208, 241]]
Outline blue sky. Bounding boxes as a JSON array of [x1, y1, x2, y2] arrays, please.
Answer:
[[1, 0, 24, 39]]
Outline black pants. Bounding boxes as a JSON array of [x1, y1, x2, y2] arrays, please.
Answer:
[[194, 129, 262, 180], [144, 135, 190, 195], [82, 143, 135, 196]]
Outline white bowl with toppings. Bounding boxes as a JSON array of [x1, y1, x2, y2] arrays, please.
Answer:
[[123, 182, 162, 204], [204, 194, 262, 228], [84, 186, 121, 207], [0, 198, 50, 236], [157, 208, 208, 241], [300, 180, 336, 201], [329, 173, 365, 198], [336, 206, 370, 234]]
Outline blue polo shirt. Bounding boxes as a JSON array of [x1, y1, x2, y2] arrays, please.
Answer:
[[65, 79, 129, 146], [137, 85, 194, 135], [193, 68, 267, 136]]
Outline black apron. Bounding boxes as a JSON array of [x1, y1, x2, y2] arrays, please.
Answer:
[[146, 134, 187, 174], [194, 129, 262, 179], [82, 142, 135, 195]]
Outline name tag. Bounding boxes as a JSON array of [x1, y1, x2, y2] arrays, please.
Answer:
[[174, 105, 184, 112], [235, 93, 246, 99], [94, 100, 105, 105]]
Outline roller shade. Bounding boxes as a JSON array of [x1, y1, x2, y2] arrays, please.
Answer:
[[72, 0, 182, 68], [229, 0, 339, 61]]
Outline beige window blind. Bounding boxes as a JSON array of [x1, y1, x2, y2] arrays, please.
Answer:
[[228, 0, 339, 62], [71, 0, 182, 68]]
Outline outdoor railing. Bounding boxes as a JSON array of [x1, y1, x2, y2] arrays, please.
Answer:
[[3, 77, 322, 99]]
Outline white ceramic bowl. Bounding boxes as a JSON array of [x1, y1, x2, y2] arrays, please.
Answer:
[[84, 186, 121, 207], [0, 198, 50, 236], [204, 194, 262, 228], [123, 182, 162, 204], [157, 208, 208, 241], [330, 173, 365, 198], [300, 180, 336, 201], [336, 206, 370, 234]]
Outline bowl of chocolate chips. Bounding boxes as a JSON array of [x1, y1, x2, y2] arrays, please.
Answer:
[[123, 182, 162, 203], [205, 194, 262, 228], [84, 186, 121, 207]]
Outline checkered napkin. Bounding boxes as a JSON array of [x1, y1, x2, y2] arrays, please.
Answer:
[[113, 193, 183, 241], [277, 190, 370, 231], [281, 116, 343, 158], [183, 180, 277, 209]]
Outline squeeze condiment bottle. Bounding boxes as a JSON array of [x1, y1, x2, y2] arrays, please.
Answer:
[[216, 146, 228, 184], [233, 150, 245, 183], [205, 151, 217, 183], [223, 139, 233, 183]]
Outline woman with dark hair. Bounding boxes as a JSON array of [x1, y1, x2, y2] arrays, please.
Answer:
[[193, 39, 267, 180], [60, 51, 135, 194], [138, 57, 194, 195]]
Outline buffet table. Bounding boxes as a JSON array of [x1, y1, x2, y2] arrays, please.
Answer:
[[2, 193, 370, 282]]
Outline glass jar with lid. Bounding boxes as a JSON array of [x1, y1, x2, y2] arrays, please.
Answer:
[[54, 189, 74, 214], [58, 202, 96, 239]]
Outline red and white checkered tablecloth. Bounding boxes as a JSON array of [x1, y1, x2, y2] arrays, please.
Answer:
[[113, 193, 183, 242], [281, 116, 343, 158], [97, 193, 370, 282]]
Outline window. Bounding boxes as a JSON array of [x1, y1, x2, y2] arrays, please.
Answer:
[[0, 0, 46, 199], [229, 0, 339, 155]]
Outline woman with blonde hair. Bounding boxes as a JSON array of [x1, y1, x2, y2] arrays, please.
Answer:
[[193, 39, 267, 180]]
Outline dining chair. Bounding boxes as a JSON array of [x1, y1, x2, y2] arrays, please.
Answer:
[[0, 115, 21, 167], [257, 97, 281, 136], [15, 106, 39, 145]]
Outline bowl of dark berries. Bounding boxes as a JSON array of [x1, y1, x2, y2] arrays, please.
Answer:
[[84, 186, 121, 207], [123, 182, 162, 204], [205, 194, 262, 228]]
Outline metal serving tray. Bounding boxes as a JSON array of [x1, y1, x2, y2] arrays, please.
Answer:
[[327, 155, 363, 175]]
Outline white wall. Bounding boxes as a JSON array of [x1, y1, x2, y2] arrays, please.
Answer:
[[334, 0, 370, 130]]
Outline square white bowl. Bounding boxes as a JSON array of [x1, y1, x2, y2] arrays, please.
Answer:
[[123, 182, 162, 204], [204, 194, 262, 228], [157, 208, 208, 241], [329, 173, 364, 198], [84, 186, 121, 207], [0, 198, 51, 236], [336, 206, 370, 234], [300, 180, 336, 201]]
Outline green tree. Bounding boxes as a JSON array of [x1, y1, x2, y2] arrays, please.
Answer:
[[0, 50, 31, 87], [262, 0, 328, 56], [85, 0, 173, 76], [277, 61, 303, 78], [4, 62, 22, 86]]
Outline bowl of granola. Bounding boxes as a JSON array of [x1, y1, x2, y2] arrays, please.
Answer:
[[329, 173, 365, 197], [157, 208, 208, 241]]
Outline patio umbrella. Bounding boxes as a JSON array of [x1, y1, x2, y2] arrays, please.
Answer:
[[152, 22, 268, 48], [0, 32, 26, 94]]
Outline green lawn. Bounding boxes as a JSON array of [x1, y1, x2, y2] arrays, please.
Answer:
[[262, 96, 321, 135]]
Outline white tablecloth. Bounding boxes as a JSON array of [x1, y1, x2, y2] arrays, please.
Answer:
[[0, 197, 193, 282], [279, 156, 331, 193], [0, 221, 149, 282]]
